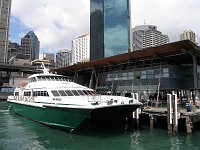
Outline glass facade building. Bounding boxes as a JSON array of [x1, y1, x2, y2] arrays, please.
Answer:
[[21, 31, 40, 61], [97, 64, 197, 101], [90, 0, 131, 61]]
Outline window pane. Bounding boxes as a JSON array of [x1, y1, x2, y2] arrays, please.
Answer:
[[58, 90, 67, 96], [83, 90, 91, 95], [65, 90, 74, 96], [71, 90, 80, 96], [77, 90, 85, 95], [51, 91, 60, 97]]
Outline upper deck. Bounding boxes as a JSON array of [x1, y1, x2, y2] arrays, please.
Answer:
[[28, 74, 71, 82]]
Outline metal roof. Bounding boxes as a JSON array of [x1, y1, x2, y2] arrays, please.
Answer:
[[54, 40, 200, 74]]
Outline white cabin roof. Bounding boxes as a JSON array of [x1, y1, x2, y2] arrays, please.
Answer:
[[28, 73, 64, 79]]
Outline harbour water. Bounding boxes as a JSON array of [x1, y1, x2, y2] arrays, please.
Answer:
[[1, 101, 200, 150]]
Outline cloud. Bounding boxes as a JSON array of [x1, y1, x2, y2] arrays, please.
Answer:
[[11, 0, 90, 54], [10, 0, 200, 55]]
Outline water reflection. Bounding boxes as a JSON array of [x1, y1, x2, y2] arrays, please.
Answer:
[[130, 130, 143, 150], [170, 136, 181, 150], [185, 134, 193, 149]]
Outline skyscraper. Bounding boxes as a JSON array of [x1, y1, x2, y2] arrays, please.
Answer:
[[43, 53, 55, 67], [90, 0, 132, 61], [56, 49, 72, 68], [72, 33, 90, 64], [0, 0, 12, 63], [180, 30, 197, 44], [132, 25, 169, 50], [21, 31, 40, 61]]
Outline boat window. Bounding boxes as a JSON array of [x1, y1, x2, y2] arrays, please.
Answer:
[[36, 75, 71, 82], [14, 92, 19, 96], [33, 91, 49, 97], [31, 77, 36, 82], [87, 91, 94, 95], [45, 76, 50, 81], [71, 90, 80, 96], [65, 90, 74, 96], [83, 90, 91, 95], [24, 91, 31, 96], [90, 91, 97, 95], [37, 76, 42, 81], [77, 90, 85, 95], [41, 91, 44, 96], [51, 91, 60, 97], [55, 76, 59, 81], [44, 91, 49, 96], [58, 90, 67, 96]]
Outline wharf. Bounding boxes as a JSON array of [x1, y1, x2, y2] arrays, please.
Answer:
[[0, 92, 10, 101], [140, 105, 200, 134]]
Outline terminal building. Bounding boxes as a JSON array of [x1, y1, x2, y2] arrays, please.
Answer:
[[54, 40, 200, 102]]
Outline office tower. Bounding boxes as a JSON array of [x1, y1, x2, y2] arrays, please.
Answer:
[[132, 25, 169, 50], [90, 0, 132, 61], [43, 53, 55, 67], [0, 0, 12, 63], [56, 49, 72, 68], [72, 33, 90, 64], [21, 31, 40, 61], [180, 30, 197, 44]]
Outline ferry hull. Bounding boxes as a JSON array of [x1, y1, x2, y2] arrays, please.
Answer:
[[91, 104, 141, 126], [7, 101, 92, 133]]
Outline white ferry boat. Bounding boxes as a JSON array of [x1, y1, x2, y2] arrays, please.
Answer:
[[7, 65, 142, 133]]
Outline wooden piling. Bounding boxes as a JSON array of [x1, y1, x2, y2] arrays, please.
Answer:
[[186, 117, 193, 133], [150, 114, 154, 130]]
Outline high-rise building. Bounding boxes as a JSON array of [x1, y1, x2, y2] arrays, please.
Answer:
[[21, 31, 40, 61], [90, 0, 132, 61], [72, 33, 90, 64], [132, 25, 169, 51], [43, 53, 55, 67], [56, 49, 72, 68], [180, 30, 197, 44], [0, 0, 12, 63]]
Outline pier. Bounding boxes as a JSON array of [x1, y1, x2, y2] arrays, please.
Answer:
[[0, 92, 10, 100], [140, 101, 200, 134]]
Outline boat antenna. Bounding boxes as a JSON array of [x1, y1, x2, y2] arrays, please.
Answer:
[[41, 62, 50, 74]]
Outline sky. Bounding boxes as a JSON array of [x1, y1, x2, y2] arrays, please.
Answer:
[[10, 0, 200, 59]]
